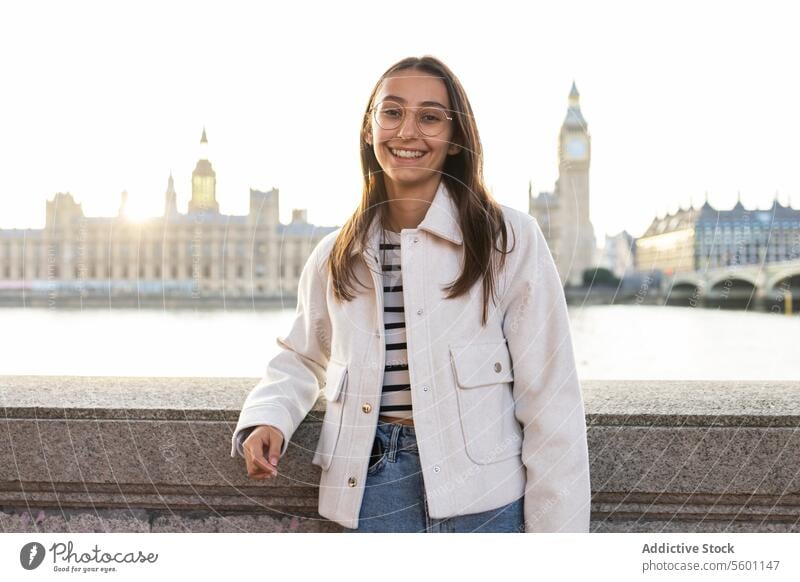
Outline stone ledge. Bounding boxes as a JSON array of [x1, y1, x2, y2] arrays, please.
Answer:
[[1, 376, 798, 532]]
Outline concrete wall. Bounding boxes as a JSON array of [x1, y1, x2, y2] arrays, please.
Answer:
[[1, 376, 797, 532]]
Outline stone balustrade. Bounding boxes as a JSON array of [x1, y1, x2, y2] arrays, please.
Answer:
[[1, 376, 797, 532]]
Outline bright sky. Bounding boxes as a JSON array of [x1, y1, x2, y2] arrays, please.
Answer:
[[1, 0, 797, 241]]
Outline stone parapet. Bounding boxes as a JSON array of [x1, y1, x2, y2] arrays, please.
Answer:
[[1, 376, 797, 532]]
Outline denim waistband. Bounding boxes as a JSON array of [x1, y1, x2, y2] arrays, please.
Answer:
[[376, 419, 415, 435], [375, 419, 417, 453]]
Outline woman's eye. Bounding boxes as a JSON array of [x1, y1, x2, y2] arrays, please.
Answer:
[[382, 109, 401, 118], [421, 110, 445, 123]]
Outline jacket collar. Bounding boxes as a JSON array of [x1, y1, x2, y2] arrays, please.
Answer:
[[351, 179, 463, 259]]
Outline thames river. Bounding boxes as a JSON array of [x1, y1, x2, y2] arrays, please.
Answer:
[[2, 305, 798, 380]]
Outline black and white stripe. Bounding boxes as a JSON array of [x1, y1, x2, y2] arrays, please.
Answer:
[[379, 229, 413, 420]]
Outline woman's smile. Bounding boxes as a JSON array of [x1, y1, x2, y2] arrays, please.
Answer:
[[386, 145, 429, 164]]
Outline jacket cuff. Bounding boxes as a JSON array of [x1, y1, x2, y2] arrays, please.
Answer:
[[229, 405, 294, 459], [231, 426, 257, 458]]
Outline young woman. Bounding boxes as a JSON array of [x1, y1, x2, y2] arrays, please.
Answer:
[[231, 55, 591, 533]]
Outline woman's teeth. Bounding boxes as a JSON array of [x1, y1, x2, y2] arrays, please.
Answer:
[[390, 148, 426, 159]]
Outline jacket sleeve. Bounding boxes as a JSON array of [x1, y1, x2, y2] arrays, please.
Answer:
[[501, 216, 591, 532], [230, 242, 332, 459]]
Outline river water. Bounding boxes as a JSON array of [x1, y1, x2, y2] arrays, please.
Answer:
[[2, 305, 797, 381]]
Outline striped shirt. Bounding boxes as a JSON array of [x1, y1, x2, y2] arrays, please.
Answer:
[[378, 228, 413, 420]]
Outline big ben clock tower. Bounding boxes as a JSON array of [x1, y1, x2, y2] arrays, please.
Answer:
[[530, 82, 597, 286], [188, 127, 220, 214]]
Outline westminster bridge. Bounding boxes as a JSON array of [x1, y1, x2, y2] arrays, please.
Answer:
[[666, 259, 800, 309]]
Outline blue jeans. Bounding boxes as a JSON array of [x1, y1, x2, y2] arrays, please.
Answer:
[[344, 420, 524, 533]]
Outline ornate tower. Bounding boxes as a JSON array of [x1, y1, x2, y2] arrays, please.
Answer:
[[118, 189, 129, 218], [554, 81, 596, 286], [164, 171, 178, 217], [188, 127, 219, 214]]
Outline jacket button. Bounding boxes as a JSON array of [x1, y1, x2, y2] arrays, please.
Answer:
[[413, 237, 420, 243], [433, 465, 441, 473], [494, 361, 502, 372], [361, 403, 372, 413], [347, 477, 357, 487], [416, 308, 423, 316], [422, 384, 429, 392]]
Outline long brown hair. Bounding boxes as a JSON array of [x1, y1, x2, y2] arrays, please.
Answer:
[[329, 55, 514, 326]]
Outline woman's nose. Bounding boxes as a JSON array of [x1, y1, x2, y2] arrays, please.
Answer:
[[396, 111, 420, 138]]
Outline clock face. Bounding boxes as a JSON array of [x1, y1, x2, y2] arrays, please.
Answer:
[[566, 137, 587, 159]]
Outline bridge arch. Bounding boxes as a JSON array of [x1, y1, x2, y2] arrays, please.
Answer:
[[665, 277, 704, 306], [766, 268, 800, 292]]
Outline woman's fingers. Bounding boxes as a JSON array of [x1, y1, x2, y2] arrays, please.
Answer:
[[250, 454, 277, 479], [243, 428, 280, 479], [267, 431, 283, 469]]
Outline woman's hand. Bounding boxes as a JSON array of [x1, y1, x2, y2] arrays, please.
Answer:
[[242, 425, 285, 480]]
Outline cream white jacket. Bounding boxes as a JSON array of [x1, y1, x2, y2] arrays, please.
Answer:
[[230, 180, 591, 532]]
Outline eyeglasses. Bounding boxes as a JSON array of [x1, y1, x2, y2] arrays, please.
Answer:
[[369, 99, 454, 137]]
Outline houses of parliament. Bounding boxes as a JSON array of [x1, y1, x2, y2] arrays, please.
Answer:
[[0, 129, 336, 302], [1, 85, 606, 303], [4, 87, 796, 307]]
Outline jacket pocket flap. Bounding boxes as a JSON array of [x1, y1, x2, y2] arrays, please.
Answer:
[[323, 359, 348, 401], [450, 340, 514, 388]]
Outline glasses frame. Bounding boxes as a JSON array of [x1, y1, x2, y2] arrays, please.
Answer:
[[369, 98, 455, 137]]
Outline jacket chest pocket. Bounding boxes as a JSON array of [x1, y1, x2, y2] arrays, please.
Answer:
[[311, 359, 348, 471], [449, 339, 523, 464]]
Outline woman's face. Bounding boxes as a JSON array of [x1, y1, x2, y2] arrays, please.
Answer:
[[365, 70, 461, 189]]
